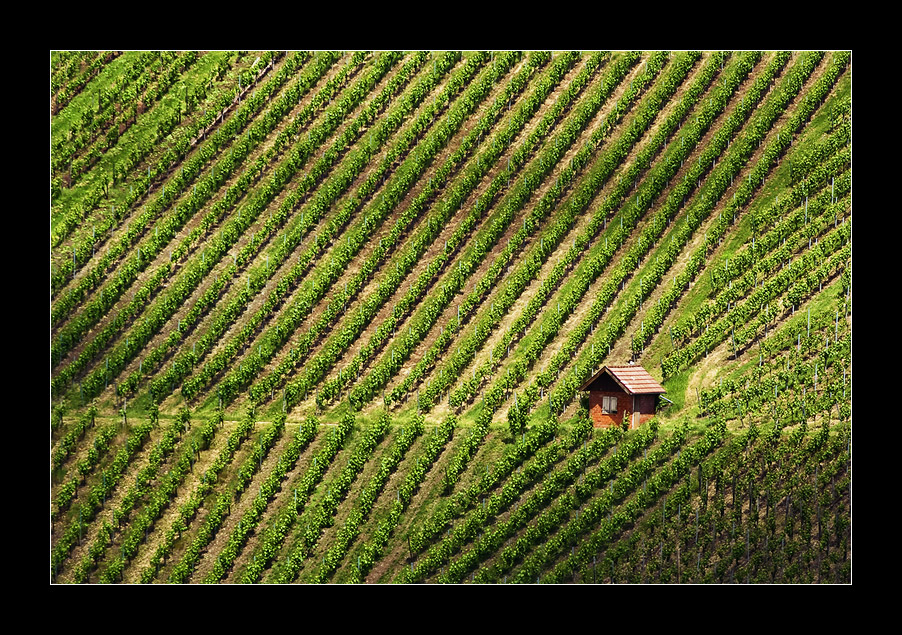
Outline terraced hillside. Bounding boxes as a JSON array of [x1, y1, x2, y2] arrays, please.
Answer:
[[50, 50, 852, 584]]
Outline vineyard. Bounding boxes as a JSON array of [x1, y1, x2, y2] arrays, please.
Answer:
[[49, 50, 852, 584]]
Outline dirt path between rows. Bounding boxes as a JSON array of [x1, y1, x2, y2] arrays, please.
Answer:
[[187, 419, 298, 582], [368, 54, 631, 421], [52, 417, 169, 583], [52, 52, 279, 326], [221, 55, 489, 418], [51, 54, 317, 397], [331, 55, 594, 420], [454, 53, 716, 422], [629, 52, 836, 397], [119, 415, 240, 583], [158, 54, 411, 411]]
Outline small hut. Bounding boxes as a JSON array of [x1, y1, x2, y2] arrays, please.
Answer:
[[579, 365, 666, 429]]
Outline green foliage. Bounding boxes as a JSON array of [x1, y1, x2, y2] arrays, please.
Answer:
[[50, 51, 852, 585]]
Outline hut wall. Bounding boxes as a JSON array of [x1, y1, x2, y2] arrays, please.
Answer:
[[588, 390, 629, 428], [634, 394, 657, 428], [589, 392, 658, 428]]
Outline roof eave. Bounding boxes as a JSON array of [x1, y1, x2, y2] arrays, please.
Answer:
[[578, 366, 666, 395]]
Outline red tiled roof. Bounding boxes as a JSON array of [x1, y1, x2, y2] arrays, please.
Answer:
[[579, 365, 666, 394]]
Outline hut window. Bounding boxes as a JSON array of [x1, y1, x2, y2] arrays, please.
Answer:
[[602, 396, 618, 414]]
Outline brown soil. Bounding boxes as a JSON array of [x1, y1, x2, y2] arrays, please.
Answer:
[[224, 425, 332, 583], [629, 53, 836, 405], [368, 54, 622, 416], [51, 53, 300, 397], [51, 416, 169, 583], [363, 427, 466, 583], [464, 54, 709, 419], [221, 55, 479, 416], [187, 419, 296, 582], [556, 51, 816, 420], [119, 416, 241, 583]]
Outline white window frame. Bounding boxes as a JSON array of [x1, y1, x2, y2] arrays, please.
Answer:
[[602, 395, 618, 414]]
